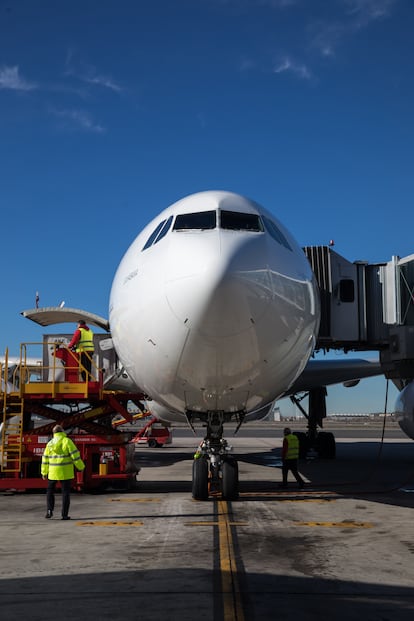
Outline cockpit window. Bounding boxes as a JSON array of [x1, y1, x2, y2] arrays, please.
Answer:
[[142, 215, 173, 251], [220, 210, 263, 232], [173, 210, 216, 230], [142, 220, 166, 251], [262, 215, 292, 251], [154, 215, 173, 244]]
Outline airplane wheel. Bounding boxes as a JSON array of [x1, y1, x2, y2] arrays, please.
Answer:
[[222, 459, 239, 500], [317, 432, 336, 459], [192, 458, 209, 500]]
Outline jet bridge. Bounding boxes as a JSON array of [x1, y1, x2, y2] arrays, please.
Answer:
[[303, 247, 414, 381], [290, 247, 414, 457]]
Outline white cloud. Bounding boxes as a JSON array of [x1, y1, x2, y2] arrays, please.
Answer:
[[343, 0, 397, 23], [274, 57, 312, 80], [65, 49, 122, 93], [308, 0, 397, 58], [0, 65, 36, 91], [82, 74, 122, 93], [307, 21, 344, 58], [52, 108, 106, 133]]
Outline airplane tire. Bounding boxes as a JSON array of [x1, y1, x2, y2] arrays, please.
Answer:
[[192, 458, 209, 500], [317, 432, 336, 459], [222, 459, 239, 500]]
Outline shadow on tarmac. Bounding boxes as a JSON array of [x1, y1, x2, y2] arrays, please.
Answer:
[[1, 569, 413, 620], [134, 441, 414, 509], [237, 441, 414, 508]]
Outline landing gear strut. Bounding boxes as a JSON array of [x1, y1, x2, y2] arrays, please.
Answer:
[[189, 411, 240, 500], [290, 387, 336, 459]]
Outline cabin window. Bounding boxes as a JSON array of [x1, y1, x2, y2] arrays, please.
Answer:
[[173, 210, 216, 230], [262, 216, 292, 251], [220, 210, 263, 232]]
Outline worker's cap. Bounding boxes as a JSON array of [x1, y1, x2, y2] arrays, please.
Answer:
[[53, 425, 64, 434], [78, 319, 86, 325], [283, 427, 291, 435]]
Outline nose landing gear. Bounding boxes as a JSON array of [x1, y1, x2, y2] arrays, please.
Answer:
[[189, 410, 240, 501], [192, 438, 239, 500]]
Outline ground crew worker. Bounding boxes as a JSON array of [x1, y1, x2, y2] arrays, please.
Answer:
[[41, 425, 85, 520], [68, 319, 95, 381], [280, 427, 305, 489]]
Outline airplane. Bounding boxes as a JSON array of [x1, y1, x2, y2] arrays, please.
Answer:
[[21, 191, 412, 500]]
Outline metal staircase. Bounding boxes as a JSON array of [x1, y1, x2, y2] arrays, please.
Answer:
[[1, 350, 24, 473]]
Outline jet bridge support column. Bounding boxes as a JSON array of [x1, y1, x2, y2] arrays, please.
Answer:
[[290, 387, 336, 459]]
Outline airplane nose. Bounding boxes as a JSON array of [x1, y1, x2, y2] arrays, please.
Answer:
[[165, 233, 272, 337]]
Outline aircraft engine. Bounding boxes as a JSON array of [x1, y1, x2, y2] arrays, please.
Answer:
[[394, 382, 414, 440]]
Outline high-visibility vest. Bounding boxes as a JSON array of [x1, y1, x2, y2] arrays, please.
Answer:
[[76, 327, 94, 352], [41, 432, 85, 480], [285, 433, 299, 460]]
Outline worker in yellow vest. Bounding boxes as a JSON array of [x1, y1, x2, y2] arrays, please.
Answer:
[[280, 427, 305, 489], [41, 425, 85, 520], [68, 319, 95, 381]]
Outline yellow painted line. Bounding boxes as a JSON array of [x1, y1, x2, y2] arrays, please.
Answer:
[[185, 521, 248, 527], [294, 521, 373, 528], [108, 498, 161, 502], [218, 500, 245, 621], [76, 520, 144, 527]]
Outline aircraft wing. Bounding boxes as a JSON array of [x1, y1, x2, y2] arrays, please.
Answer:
[[286, 357, 383, 395]]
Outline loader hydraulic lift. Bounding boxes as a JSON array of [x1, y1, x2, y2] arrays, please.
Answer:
[[0, 342, 149, 491]]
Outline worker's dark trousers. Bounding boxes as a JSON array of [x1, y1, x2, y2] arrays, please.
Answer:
[[79, 352, 93, 381], [282, 459, 304, 486], [47, 479, 72, 517]]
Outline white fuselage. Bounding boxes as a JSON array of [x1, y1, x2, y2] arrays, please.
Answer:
[[109, 191, 320, 422]]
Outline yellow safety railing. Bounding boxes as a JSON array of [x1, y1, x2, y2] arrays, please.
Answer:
[[0, 343, 104, 475], [3, 342, 102, 398], [1, 348, 24, 473]]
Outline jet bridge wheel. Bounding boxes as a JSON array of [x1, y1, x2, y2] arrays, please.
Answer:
[[222, 458, 239, 500], [192, 457, 209, 500]]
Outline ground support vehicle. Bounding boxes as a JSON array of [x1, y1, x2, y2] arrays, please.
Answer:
[[0, 343, 148, 491], [132, 417, 172, 448]]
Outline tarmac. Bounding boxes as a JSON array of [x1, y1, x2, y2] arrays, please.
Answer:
[[1, 421, 414, 620]]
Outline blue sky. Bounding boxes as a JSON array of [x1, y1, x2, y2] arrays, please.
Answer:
[[1, 0, 412, 415]]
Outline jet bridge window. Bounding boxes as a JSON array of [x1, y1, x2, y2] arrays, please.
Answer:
[[142, 215, 173, 251], [262, 216, 292, 251], [173, 210, 216, 230], [220, 210, 263, 232]]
